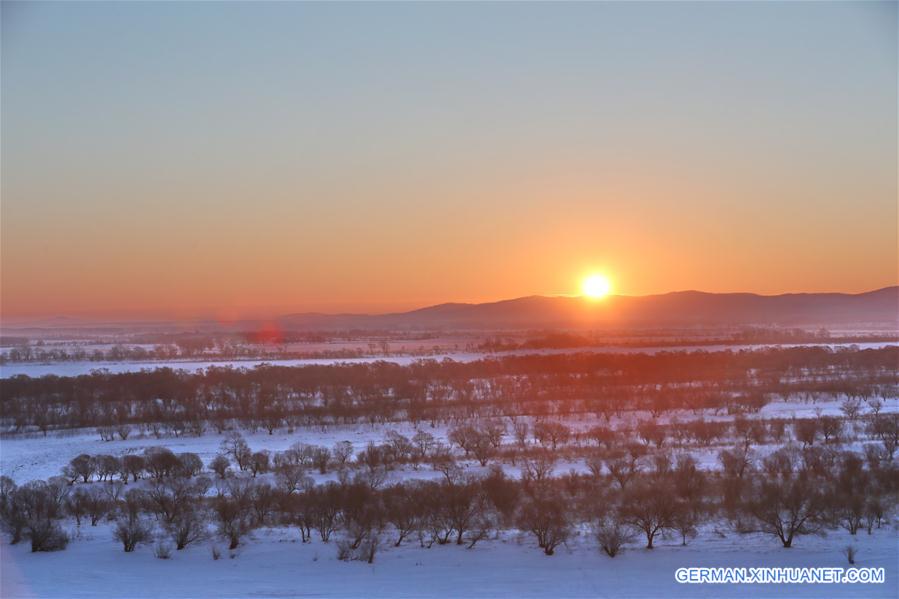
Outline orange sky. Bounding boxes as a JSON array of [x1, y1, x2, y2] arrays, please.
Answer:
[[1, 2, 896, 319]]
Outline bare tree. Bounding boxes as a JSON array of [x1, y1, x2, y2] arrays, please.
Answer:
[[275, 464, 312, 495], [818, 416, 843, 444], [619, 482, 674, 549], [411, 431, 435, 462], [166, 505, 207, 550], [332, 441, 354, 467], [249, 451, 271, 477], [213, 494, 251, 550], [839, 397, 862, 420], [144, 447, 182, 480], [741, 473, 824, 548], [671, 500, 699, 546], [307, 483, 341, 542], [637, 421, 666, 448], [66, 454, 96, 484], [12, 481, 69, 551], [521, 451, 557, 485], [794, 419, 819, 447], [220, 431, 253, 471], [95, 455, 121, 482], [604, 451, 641, 490], [511, 418, 530, 449], [517, 490, 570, 555], [430, 445, 463, 484], [533, 421, 571, 451], [65, 488, 90, 526], [122, 455, 146, 483], [114, 516, 152, 552], [84, 486, 112, 526], [383, 484, 422, 547], [595, 517, 633, 557], [209, 455, 231, 479], [865, 398, 883, 417], [177, 453, 204, 477], [868, 414, 898, 460]]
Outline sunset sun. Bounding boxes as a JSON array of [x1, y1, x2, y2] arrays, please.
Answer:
[[581, 274, 612, 299]]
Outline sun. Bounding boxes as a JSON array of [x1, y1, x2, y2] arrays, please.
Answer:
[[582, 274, 612, 299]]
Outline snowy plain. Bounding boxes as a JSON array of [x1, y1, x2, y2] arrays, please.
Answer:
[[2, 396, 897, 599], [2, 521, 896, 599], [3, 396, 896, 484], [2, 348, 897, 598], [1, 342, 893, 379]]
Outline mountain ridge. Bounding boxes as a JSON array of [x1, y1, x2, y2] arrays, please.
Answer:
[[278, 286, 899, 330]]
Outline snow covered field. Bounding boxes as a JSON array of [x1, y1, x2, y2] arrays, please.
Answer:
[[1, 342, 892, 378], [3, 395, 895, 484], [2, 521, 896, 598], [0, 424, 447, 484], [1, 348, 896, 598]]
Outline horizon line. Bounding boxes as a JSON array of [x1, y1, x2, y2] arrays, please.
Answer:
[[1, 284, 896, 326]]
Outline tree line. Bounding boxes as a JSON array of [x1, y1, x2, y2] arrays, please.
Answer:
[[2, 347, 895, 434], [1, 438, 895, 562]]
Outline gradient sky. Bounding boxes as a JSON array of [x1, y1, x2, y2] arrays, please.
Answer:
[[2, 2, 896, 319]]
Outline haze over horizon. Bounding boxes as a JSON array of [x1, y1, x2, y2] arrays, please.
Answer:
[[1, 285, 896, 326], [2, 2, 896, 320]]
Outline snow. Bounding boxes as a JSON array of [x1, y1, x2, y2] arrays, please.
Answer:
[[2, 343, 897, 597], [2, 394, 895, 484], [2, 522, 896, 598], [2, 343, 893, 379], [0, 355, 456, 379], [0, 425, 443, 484]]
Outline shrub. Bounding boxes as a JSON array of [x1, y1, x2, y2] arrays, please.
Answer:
[[595, 519, 633, 558], [114, 517, 152, 552], [336, 534, 381, 563], [28, 521, 69, 552]]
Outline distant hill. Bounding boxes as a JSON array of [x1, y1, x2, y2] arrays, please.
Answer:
[[279, 287, 899, 330]]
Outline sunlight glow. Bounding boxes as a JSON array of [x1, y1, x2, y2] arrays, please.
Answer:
[[582, 274, 612, 299]]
